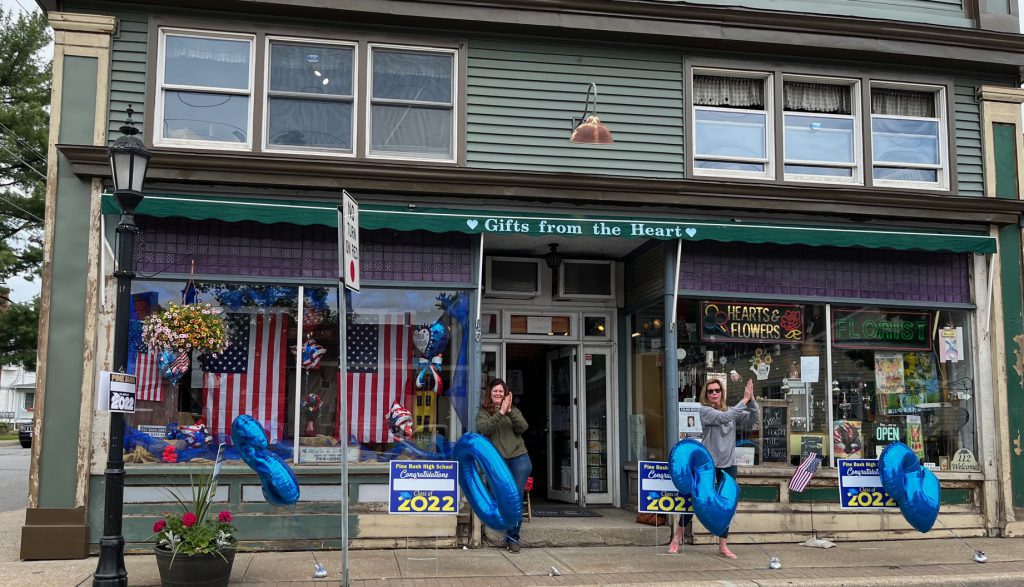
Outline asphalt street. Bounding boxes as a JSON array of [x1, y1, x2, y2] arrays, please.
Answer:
[[0, 443, 29, 512]]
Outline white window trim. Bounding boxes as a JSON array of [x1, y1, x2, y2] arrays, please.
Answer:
[[366, 43, 458, 163], [262, 36, 359, 158], [869, 82, 949, 191], [154, 28, 256, 151], [781, 76, 862, 186], [691, 69, 774, 180]]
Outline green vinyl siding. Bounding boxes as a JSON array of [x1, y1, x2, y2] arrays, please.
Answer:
[[954, 80, 984, 196], [108, 11, 149, 143], [671, 0, 971, 28], [466, 39, 684, 177]]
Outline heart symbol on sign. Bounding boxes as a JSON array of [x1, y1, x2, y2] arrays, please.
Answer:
[[466, 219, 479, 230], [685, 227, 697, 238]]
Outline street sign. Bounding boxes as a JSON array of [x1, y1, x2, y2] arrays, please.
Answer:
[[637, 461, 692, 514], [340, 190, 360, 291]]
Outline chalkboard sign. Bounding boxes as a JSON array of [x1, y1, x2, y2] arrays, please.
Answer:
[[759, 400, 790, 464]]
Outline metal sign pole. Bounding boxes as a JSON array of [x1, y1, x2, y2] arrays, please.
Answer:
[[338, 192, 359, 587]]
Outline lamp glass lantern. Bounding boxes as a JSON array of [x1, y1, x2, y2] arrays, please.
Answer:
[[108, 106, 150, 210]]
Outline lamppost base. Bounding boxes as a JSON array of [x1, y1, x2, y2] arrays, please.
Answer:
[[93, 534, 128, 586]]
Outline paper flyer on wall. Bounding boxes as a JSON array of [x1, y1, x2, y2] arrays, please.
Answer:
[[906, 415, 924, 459], [832, 420, 863, 459], [678, 402, 702, 439], [874, 352, 905, 415], [938, 327, 964, 363]]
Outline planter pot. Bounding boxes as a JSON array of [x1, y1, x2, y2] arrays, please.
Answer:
[[154, 546, 236, 587]]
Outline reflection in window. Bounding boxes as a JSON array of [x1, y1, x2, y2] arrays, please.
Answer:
[[267, 41, 354, 151]]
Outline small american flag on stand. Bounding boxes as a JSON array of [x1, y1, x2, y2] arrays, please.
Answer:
[[789, 452, 821, 493]]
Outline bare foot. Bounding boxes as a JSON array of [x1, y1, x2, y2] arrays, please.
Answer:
[[718, 546, 737, 559], [667, 541, 679, 554]]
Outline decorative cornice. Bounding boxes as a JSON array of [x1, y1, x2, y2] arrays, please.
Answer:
[[58, 144, 1024, 226], [977, 85, 1024, 105], [47, 12, 117, 35]]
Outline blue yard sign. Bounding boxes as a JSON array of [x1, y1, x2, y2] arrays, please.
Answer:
[[838, 459, 898, 509], [389, 460, 459, 514], [638, 461, 693, 514]]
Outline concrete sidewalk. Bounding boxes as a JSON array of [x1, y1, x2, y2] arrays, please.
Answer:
[[1, 533, 1023, 586]]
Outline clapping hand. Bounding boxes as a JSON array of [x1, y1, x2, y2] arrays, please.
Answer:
[[743, 379, 755, 404], [500, 394, 513, 415]]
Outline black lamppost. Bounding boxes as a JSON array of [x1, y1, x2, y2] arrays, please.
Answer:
[[93, 106, 151, 587]]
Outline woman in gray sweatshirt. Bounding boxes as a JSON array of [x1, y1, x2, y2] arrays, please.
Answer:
[[667, 377, 759, 558]]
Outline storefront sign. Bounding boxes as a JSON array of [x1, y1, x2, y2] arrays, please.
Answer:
[[838, 459, 897, 509], [875, 424, 901, 443], [760, 405, 789, 463], [832, 309, 931, 350], [299, 446, 360, 462], [388, 460, 459, 514], [950, 448, 980, 472], [700, 301, 804, 344], [96, 371, 137, 414], [637, 461, 692, 514], [340, 190, 360, 291]]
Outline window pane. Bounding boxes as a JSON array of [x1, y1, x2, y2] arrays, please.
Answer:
[[372, 50, 453, 103], [873, 167, 938, 183], [629, 304, 666, 461], [784, 115, 854, 164], [696, 160, 766, 172], [785, 165, 853, 177], [871, 88, 936, 117], [268, 98, 352, 149], [165, 35, 250, 90], [270, 43, 353, 96], [872, 117, 940, 165], [371, 105, 451, 157], [163, 91, 248, 143], [695, 109, 766, 159]]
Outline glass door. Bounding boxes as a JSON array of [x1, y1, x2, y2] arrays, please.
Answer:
[[546, 346, 578, 502], [581, 347, 612, 504]]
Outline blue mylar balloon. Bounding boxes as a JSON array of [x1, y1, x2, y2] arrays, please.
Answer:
[[230, 415, 300, 506], [879, 441, 940, 533], [424, 321, 450, 360], [452, 433, 520, 531], [669, 439, 739, 537]]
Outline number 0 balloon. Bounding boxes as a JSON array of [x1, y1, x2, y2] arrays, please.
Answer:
[[879, 441, 940, 533], [452, 433, 521, 532]]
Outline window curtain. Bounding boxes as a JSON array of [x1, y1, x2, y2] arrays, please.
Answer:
[[871, 88, 936, 117], [693, 75, 764, 108], [784, 82, 852, 114]]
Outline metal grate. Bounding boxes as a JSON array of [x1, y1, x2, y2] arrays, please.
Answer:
[[680, 241, 971, 304], [135, 217, 472, 282]]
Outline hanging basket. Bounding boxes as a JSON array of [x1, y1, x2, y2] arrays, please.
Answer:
[[141, 302, 229, 357]]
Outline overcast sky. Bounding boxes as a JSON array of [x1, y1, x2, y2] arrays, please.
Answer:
[[0, 1, 1023, 302]]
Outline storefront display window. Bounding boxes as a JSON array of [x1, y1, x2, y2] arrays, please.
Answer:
[[124, 281, 471, 466], [628, 303, 666, 461], [831, 308, 976, 469], [676, 299, 829, 467]]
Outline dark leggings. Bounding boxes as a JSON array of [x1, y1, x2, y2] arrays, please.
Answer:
[[679, 465, 737, 538]]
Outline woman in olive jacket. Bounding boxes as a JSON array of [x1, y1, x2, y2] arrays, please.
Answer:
[[476, 377, 531, 553]]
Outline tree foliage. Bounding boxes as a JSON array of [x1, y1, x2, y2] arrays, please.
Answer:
[[0, 9, 50, 370]]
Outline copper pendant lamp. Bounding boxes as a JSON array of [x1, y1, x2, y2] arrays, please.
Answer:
[[570, 83, 614, 145]]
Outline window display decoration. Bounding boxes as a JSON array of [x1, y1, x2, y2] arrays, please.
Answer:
[[879, 441, 940, 533], [141, 302, 229, 385], [700, 301, 804, 344], [301, 393, 323, 437], [167, 420, 216, 449], [668, 438, 739, 537], [386, 400, 414, 439], [231, 415, 300, 506], [300, 337, 327, 371]]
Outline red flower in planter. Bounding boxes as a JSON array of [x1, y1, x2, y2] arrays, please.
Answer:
[[182, 512, 198, 528], [153, 519, 167, 533], [218, 511, 232, 523]]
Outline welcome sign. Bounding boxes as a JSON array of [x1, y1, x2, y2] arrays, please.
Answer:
[[700, 301, 804, 343]]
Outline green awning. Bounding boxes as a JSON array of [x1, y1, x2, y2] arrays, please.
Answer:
[[101, 193, 998, 254]]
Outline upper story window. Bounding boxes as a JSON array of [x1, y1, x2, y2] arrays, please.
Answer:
[[783, 79, 859, 183], [369, 45, 456, 160], [692, 72, 772, 178], [870, 84, 947, 189], [156, 29, 255, 148], [155, 27, 460, 163], [265, 39, 355, 153], [689, 65, 949, 191]]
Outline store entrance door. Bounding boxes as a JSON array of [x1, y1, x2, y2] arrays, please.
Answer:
[[546, 346, 578, 503]]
